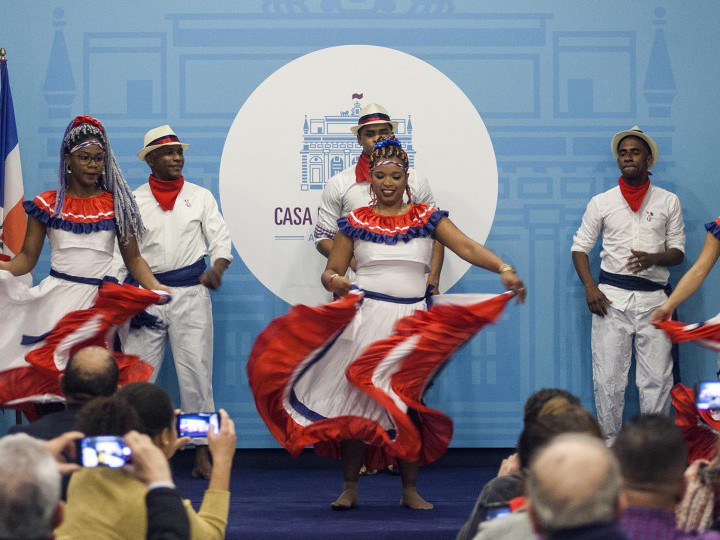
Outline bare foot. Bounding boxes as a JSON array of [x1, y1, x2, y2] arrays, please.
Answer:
[[191, 445, 212, 480], [331, 482, 358, 510], [400, 488, 433, 510]]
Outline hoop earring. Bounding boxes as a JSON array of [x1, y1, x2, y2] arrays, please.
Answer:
[[405, 184, 412, 204], [369, 185, 377, 205], [66, 167, 72, 174]]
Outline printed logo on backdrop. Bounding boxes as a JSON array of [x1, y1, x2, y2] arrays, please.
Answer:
[[298, 98, 416, 193], [219, 45, 498, 306]]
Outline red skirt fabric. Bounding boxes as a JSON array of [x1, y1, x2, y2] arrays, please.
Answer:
[[247, 291, 513, 466], [0, 282, 165, 406], [671, 384, 720, 463]]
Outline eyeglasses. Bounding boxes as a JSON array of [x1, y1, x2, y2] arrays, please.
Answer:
[[74, 154, 106, 165]]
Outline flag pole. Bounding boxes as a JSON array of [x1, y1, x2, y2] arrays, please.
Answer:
[[0, 48, 5, 256]]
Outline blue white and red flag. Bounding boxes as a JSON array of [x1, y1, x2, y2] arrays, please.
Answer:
[[0, 56, 26, 263]]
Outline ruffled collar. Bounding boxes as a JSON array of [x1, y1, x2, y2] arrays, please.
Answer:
[[23, 190, 116, 234], [338, 203, 448, 245]]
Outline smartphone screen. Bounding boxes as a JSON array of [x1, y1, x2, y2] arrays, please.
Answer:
[[177, 412, 220, 438], [696, 381, 720, 410], [483, 503, 511, 521], [77, 436, 132, 468]]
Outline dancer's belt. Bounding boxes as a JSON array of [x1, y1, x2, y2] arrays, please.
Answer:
[[599, 269, 669, 294], [50, 268, 108, 287], [125, 258, 206, 288], [356, 285, 435, 306]]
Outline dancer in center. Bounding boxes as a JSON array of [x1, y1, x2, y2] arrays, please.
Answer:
[[258, 136, 526, 510]]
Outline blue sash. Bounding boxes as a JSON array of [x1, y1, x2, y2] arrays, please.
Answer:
[[125, 258, 206, 288], [50, 269, 105, 287], [353, 284, 435, 307], [599, 269, 668, 294]]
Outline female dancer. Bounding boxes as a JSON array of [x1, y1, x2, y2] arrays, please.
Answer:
[[0, 115, 167, 405], [651, 216, 720, 322], [250, 136, 525, 510]]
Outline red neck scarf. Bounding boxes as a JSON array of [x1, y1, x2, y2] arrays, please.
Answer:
[[148, 175, 184, 211], [355, 154, 370, 183], [618, 175, 650, 212]]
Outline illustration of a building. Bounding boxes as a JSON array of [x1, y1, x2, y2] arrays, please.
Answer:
[[299, 100, 416, 190]]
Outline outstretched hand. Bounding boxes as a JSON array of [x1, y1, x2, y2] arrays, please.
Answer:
[[650, 303, 673, 325], [501, 271, 526, 303]]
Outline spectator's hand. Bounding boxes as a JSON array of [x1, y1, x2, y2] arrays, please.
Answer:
[[123, 431, 173, 486], [585, 284, 612, 316], [199, 268, 223, 290], [172, 409, 191, 452], [208, 409, 236, 464], [501, 271, 526, 303], [650, 303, 673, 324], [628, 250, 656, 274], [46, 431, 84, 476], [498, 452, 520, 476]]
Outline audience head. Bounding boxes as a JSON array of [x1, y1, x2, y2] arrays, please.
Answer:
[[526, 433, 623, 534], [116, 382, 177, 457], [76, 396, 141, 437], [518, 405, 603, 468], [0, 434, 62, 539], [613, 414, 687, 504], [62, 346, 119, 407], [523, 388, 581, 425]]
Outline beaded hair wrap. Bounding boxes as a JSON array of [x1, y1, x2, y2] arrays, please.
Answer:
[[57, 115, 145, 243]]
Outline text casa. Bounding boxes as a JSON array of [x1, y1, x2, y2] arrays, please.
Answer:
[[275, 207, 313, 226]]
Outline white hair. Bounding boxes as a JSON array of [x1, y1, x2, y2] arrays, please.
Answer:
[[526, 433, 622, 532], [0, 434, 61, 539]]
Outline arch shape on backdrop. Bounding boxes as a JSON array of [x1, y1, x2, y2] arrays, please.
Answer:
[[220, 44, 498, 306]]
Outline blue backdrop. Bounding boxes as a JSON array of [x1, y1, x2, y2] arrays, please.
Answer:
[[2, 0, 720, 447]]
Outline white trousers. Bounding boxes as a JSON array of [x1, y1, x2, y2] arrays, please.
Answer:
[[123, 284, 215, 417], [591, 295, 672, 444]]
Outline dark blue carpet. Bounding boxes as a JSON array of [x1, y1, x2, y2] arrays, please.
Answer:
[[171, 449, 505, 539]]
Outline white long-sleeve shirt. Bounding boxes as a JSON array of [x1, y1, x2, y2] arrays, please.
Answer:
[[571, 184, 685, 312], [313, 164, 435, 244], [116, 182, 233, 278]]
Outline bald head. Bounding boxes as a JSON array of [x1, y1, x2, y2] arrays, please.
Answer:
[[527, 433, 622, 533], [62, 346, 119, 405]]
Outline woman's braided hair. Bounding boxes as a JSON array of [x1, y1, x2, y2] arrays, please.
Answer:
[[58, 115, 145, 244], [369, 135, 409, 171]]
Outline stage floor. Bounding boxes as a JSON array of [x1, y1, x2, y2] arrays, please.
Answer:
[[172, 448, 505, 539]]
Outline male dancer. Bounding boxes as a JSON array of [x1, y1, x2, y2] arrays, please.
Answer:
[[571, 126, 685, 443], [120, 125, 233, 478]]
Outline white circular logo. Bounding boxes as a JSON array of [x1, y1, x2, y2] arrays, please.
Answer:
[[220, 45, 497, 306]]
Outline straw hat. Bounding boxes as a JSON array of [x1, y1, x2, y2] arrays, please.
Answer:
[[350, 103, 399, 136], [611, 126, 659, 167], [137, 125, 189, 161]]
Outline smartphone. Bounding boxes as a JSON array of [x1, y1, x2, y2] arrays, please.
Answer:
[[77, 436, 132, 468], [696, 381, 720, 410], [177, 412, 220, 438], [482, 502, 512, 521]]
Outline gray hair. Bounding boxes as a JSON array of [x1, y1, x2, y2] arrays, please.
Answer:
[[526, 433, 622, 532], [0, 434, 61, 539]]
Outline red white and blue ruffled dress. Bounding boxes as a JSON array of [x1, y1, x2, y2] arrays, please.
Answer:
[[654, 216, 720, 461], [248, 203, 513, 469], [0, 190, 157, 407]]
